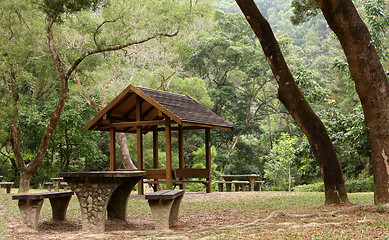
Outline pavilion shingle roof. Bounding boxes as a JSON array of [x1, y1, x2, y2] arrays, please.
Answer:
[[85, 85, 233, 132]]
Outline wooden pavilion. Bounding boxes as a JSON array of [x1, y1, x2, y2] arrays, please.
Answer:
[[85, 85, 233, 194]]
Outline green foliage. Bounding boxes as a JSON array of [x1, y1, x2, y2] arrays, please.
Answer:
[[363, 0, 389, 60], [294, 177, 374, 193], [293, 182, 324, 192], [42, 0, 104, 22], [265, 133, 298, 190], [322, 106, 371, 178], [345, 176, 374, 193], [295, 138, 321, 182], [293, 67, 328, 102], [290, 0, 320, 25]]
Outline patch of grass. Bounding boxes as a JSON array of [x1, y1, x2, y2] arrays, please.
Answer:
[[348, 192, 374, 204], [1, 190, 387, 240]]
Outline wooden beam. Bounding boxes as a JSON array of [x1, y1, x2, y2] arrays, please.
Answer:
[[205, 128, 211, 193], [153, 126, 159, 169], [85, 84, 135, 130], [182, 121, 233, 130], [178, 125, 184, 169], [131, 86, 183, 124], [165, 120, 173, 189], [136, 96, 144, 195], [178, 125, 185, 190], [110, 128, 116, 171], [205, 128, 211, 171], [111, 119, 173, 128]]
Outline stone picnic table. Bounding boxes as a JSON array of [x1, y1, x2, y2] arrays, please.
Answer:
[[219, 174, 260, 191], [57, 171, 145, 232], [50, 177, 63, 191]]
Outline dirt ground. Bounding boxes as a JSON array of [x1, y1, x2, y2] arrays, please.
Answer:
[[2, 192, 388, 240]]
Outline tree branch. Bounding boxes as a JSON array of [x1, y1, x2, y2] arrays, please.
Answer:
[[66, 30, 179, 80], [93, 17, 121, 50]]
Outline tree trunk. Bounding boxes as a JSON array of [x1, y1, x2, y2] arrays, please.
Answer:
[[235, 0, 349, 204], [18, 167, 33, 193], [288, 165, 292, 192], [116, 132, 137, 169], [8, 18, 69, 193], [267, 115, 273, 149], [316, 0, 389, 204], [226, 129, 244, 158]]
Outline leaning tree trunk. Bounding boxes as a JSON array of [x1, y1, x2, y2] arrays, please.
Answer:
[[116, 132, 137, 169], [316, 0, 389, 204], [235, 0, 349, 204], [8, 19, 68, 193]]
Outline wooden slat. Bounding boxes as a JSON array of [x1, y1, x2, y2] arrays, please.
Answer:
[[174, 169, 210, 179], [145, 169, 167, 179]]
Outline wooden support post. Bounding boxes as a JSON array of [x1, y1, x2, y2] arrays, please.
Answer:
[[110, 128, 116, 171], [136, 96, 144, 195], [205, 128, 211, 193], [153, 126, 159, 169], [178, 125, 185, 189], [153, 126, 159, 191], [165, 121, 173, 190]]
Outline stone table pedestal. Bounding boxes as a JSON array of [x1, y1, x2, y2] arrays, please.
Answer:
[[58, 171, 145, 232]]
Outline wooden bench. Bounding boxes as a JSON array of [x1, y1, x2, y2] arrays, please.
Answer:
[[232, 181, 249, 191], [12, 191, 74, 229], [255, 181, 265, 191], [0, 182, 14, 193], [145, 190, 185, 231], [144, 168, 211, 193], [215, 181, 233, 192]]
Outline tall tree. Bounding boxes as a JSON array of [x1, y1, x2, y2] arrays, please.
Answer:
[[314, 0, 389, 204], [4, 0, 200, 193], [235, 0, 349, 204], [291, 0, 389, 204]]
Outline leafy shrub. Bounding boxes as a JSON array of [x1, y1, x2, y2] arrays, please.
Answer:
[[293, 182, 324, 192], [293, 176, 374, 193], [345, 176, 374, 193]]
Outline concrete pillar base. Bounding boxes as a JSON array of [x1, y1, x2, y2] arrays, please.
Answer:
[[18, 199, 44, 229]]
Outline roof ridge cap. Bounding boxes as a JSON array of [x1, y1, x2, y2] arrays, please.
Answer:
[[137, 86, 187, 97]]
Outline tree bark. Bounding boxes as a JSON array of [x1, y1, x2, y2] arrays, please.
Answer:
[[235, 0, 349, 204], [316, 0, 389, 204], [116, 132, 137, 169]]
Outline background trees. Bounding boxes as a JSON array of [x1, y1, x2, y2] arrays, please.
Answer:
[[0, 0, 386, 202], [1, 0, 210, 192]]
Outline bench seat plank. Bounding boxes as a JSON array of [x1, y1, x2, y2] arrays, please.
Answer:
[[12, 191, 74, 200], [145, 189, 185, 200]]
